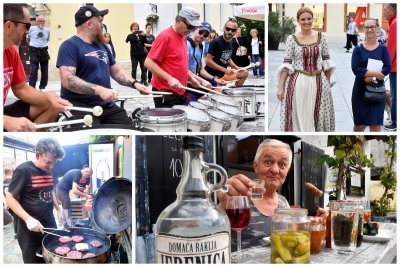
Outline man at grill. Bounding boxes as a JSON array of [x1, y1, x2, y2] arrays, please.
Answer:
[[56, 166, 93, 229], [5, 138, 65, 263], [57, 5, 150, 125]]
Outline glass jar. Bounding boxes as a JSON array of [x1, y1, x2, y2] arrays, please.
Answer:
[[271, 208, 310, 263], [308, 216, 326, 254]]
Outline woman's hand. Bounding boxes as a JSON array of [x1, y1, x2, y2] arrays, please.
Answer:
[[277, 86, 284, 102], [364, 77, 373, 83]]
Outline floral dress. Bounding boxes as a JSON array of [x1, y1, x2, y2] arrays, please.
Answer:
[[276, 32, 335, 132]]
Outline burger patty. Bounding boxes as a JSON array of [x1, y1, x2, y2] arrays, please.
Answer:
[[59, 236, 72, 243], [90, 240, 103, 248], [66, 251, 83, 259], [72, 235, 84, 242], [54, 246, 71, 256]]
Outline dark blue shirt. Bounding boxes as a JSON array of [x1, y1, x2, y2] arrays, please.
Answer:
[[56, 36, 116, 107], [57, 169, 90, 193]]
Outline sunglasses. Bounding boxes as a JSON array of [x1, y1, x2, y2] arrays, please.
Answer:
[[225, 27, 237, 33], [181, 19, 196, 31], [199, 30, 210, 38], [365, 26, 377, 30], [4, 20, 31, 30]]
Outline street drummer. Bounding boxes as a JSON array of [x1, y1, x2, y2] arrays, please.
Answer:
[[186, 21, 227, 101], [205, 19, 249, 87], [3, 4, 72, 132], [144, 7, 203, 108], [57, 6, 150, 125]]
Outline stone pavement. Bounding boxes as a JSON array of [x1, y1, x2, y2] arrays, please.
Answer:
[[5, 73, 266, 132], [268, 35, 391, 132]]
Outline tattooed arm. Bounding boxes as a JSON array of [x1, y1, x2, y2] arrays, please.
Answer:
[[59, 65, 118, 102], [110, 64, 150, 94]]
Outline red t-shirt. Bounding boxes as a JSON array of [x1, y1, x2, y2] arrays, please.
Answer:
[[387, 16, 397, 72], [147, 27, 188, 96], [3, 45, 27, 105]]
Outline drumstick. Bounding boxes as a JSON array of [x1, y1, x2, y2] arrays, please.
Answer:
[[118, 95, 163, 100], [149, 91, 173, 95], [234, 62, 260, 72], [35, 115, 93, 129], [198, 85, 224, 95], [180, 86, 210, 96], [66, 106, 103, 116]]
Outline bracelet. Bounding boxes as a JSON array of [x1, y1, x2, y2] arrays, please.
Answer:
[[131, 80, 138, 88]]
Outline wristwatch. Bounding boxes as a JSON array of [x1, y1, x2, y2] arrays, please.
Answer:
[[131, 80, 138, 88]]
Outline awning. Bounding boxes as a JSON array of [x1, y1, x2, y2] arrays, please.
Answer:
[[232, 3, 265, 21]]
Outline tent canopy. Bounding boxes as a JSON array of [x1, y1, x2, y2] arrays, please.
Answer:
[[232, 4, 265, 21]]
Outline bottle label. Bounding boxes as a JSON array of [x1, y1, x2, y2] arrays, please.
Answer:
[[156, 232, 230, 264]]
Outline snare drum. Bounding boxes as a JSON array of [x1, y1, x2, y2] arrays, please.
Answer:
[[223, 88, 256, 119], [210, 95, 238, 108], [197, 99, 215, 109], [189, 101, 208, 111], [255, 87, 265, 116], [217, 105, 244, 132], [135, 108, 187, 132], [173, 105, 210, 132], [206, 110, 232, 132]]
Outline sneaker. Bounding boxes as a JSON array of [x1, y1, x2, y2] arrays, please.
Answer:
[[261, 75, 265, 79], [345, 50, 350, 53], [384, 123, 397, 131]]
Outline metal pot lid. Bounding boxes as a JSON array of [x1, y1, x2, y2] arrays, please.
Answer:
[[91, 177, 132, 234]]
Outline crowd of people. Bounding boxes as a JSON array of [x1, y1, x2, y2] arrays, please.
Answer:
[[3, 4, 265, 131], [275, 5, 397, 132]]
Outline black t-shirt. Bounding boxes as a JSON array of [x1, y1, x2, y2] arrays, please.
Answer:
[[126, 32, 147, 56], [145, 34, 155, 52], [57, 169, 90, 193], [8, 161, 54, 221], [205, 36, 233, 78]]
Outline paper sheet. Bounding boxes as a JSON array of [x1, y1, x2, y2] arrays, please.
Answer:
[[367, 59, 383, 71]]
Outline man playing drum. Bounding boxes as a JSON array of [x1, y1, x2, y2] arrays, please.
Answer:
[[57, 6, 150, 125], [144, 7, 203, 108], [205, 19, 249, 87]]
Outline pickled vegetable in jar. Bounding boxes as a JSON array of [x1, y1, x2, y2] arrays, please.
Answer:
[[308, 216, 326, 254], [271, 209, 310, 263]]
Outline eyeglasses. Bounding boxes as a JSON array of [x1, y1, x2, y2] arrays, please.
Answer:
[[198, 30, 210, 38], [225, 27, 237, 33], [4, 20, 31, 30], [181, 19, 196, 31], [365, 26, 377, 30]]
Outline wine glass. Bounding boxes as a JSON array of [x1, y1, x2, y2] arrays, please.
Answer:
[[226, 196, 251, 258]]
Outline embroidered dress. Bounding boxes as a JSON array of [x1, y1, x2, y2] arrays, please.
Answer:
[[276, 32, 335, 132]]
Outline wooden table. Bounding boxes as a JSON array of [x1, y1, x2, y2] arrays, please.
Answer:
[[232, 223, 397, 264]]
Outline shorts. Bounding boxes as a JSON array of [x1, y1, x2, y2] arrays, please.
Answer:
[[4, 100, 31, 120]]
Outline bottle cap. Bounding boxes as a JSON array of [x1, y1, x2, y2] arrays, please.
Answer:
[[183, 136, 204, 151]]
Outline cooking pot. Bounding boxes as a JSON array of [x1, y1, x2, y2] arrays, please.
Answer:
[[91, 177, 132, 234], [40, 227, 111, 263]]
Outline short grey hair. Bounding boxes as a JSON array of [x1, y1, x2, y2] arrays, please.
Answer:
[[250, 29, 258, 34], [254, 139, 292, 165], [36, 138, 65, 161]]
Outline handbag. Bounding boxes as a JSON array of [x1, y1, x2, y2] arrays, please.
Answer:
[[363, 80, 386, 103]]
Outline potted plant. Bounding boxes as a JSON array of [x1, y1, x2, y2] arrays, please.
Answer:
[[371, 136, 397, 221], [146, 14, 159, 25], [317, 136, 374, 200], [268, 11, 295, 50]]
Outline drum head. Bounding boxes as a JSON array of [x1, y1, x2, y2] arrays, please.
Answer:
[[136, 108, 187, 124], [207, 110, 231, 123], [189, 101, 208, 110], [223, 88, 255, 96], [218, 105, 244, 117], [173, 106, 210, 122], [210, 95, 237, 106], [197, 99, 214, 108]]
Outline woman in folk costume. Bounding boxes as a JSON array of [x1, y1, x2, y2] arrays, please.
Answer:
[[276, 7, 335, 132]]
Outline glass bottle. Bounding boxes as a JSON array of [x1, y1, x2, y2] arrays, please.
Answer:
[[271, 208, 310, 263], [155, 136, 231, 264], [308, 216, 326, 254]]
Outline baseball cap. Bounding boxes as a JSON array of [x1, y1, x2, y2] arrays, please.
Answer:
[[179, 7, 202, 27], [75, 6, 109, 27], [199, 22, 212, 33]]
